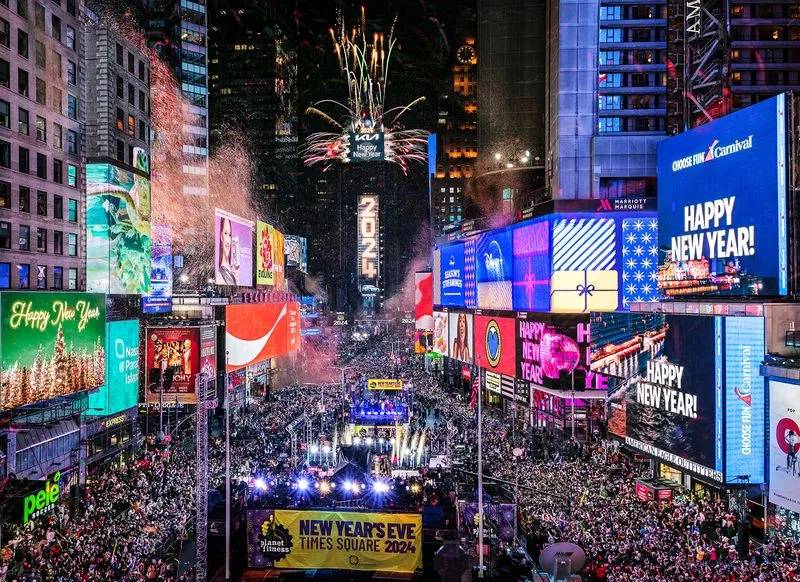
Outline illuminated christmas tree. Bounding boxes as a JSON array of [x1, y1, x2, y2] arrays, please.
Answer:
[[52, 325, 70, 395]]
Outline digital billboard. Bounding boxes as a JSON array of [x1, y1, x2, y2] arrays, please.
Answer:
[[347, 132, 385, 162], [145, 327, 200, 404], [226, 302, 296, 371], [769, 380, 800, 514], [86, 163, 152, 294], [448, 312, 473, 363], [142, 225, 173, 314], [516, 314, 596, 390], [476, 228, 513, 309], [474, 314, 515, 377], [432, 311, 448, 356], [723, 317, 765, 484], [89, 320, 139, 416], [357, 194, 380, 292], [657, 94, 788, 297], [272, 227, 286, 290], [440, 242, 466, 307], [432, 247, 441, 306], [512, 219, 551, 311], [464, 236, 477, 308], [287, 301, 301, 352], [284, 235, 308, 272], [414, 272, 433, 331], [0, 292, 106, 410], [247, 509, 421, 572], [215, 209, 254, 287]]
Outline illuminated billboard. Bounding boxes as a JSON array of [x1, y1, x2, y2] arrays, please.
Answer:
[[347, 131, 385, 162], [512, 219, 551, 311], [142, 225, 173, 314], [448, 311, 473, 364], [474, 313, 515, 376], [476, 228, 513, 309], [0, 292, 106, 409], [440, 242, 466, 307], [769, 379, 800, 514], [272, 227, 286, 290], [256, 221, 285, 287], [357, 194, 380, 292], [432, 247, 441, 306], [284, 235, 307, 272], [225, 302, 298, 371], [657, 93, 788, 297], [86, 163, 152, 294], [215, 209, 254, 287], [432, 311, 448, 356], [89, 319, 139, 416], [464, 236, 477, 308], [145, 327, 200, 404], [414, 272, 433, 331]]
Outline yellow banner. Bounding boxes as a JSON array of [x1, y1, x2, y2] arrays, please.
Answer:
[[247, 509, 421, 573], [367, 378, 403, 391]]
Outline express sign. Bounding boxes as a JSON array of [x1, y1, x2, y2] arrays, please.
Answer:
[[358, 194, 380, 284]]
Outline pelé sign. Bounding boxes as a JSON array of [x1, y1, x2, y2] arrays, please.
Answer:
[[23, 471, 61, 524]]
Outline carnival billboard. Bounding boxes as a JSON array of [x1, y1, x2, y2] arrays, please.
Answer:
[[657, 93, 788, 297], [86, 163, 152, 294], [145, 327, 200, 405], [448, 311, 473, 364], [769, 379, 800, 514], [476, 228, 513, 310], [215, 209, 254, 287], [474, 313, 515, 377], [440, 242, 466, 307], [89, 319, 139, 416], [142, 224, 173, 314], [0, 292, 106, 410]]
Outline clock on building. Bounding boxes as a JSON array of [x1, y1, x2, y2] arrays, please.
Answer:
[[456, 44, 476, 64]]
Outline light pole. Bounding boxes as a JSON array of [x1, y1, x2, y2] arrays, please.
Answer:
[[225, 352, 231, 582], [476, 357, 485, 579], [159, 360, 166, 437]]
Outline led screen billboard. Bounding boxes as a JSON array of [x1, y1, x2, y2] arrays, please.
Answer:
[[474, 314, 515, 377], [284, 235, 307, 272], [272, 227, 286, 290], [414, 272, 433, 331], [145, 327, 200, 404], [225, 302, 297, 371], [256, 221, 285, 287], [723, 316, 765, 484], [448, 311, 473, 363], [769, 380, 800, 514], [432, 311, 448, 356], [86, 163, 152, 294], [512, 219, 551, 311], [89, 319, 139, 416], [142, 225, 173, 314], [357, 194, 380, 292], [215, 209, 254, 287], [440, 242, 466, 307], [432, 247, 441, 306], [0, 292, 106, 410], [347, 132, 385, 162], [476, 228, 513, 309], [657, 93, 788, 297]]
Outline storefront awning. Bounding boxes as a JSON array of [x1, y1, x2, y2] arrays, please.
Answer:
[[16, 419, 80, 452]]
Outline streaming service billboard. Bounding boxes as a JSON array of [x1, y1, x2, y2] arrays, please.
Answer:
[[512, 219, 551, 311], [215, 209, 254, 287], [142, 225, 173, 314], [474, 314, 515, 377], [464, 237, 477, 309], [284, 235, 308, 272], [448, 312, 473, 364], [476, 229, 513, 309], [225, 302, 297, 371], [769, 380, 800, 514], [516, 313, 596, 390], [657, 93, 788, 297], [0, 292, 106, 410], [723, 317, 765, 484], [145, 327, 200, 404], [89, 320, 139, 416], [357, 194, 380, 292], [440, 242, 466, 307], [414, 272, 433, 331], [432, 311, 449, 356], [86, 163, 152, 294]]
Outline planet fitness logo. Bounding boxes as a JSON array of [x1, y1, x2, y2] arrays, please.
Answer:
[[485, 320, 502, 368]]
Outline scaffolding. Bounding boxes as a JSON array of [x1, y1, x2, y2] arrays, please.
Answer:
[[195, 373, 211, 582]]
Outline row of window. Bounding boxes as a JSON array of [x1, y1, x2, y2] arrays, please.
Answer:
[[599, 50, 664, 66], [0, 58, 80, 119], [0, 100, 79, 152], [599, 27, 666, 43], [0, 141, 78, 186], [15, 428, 79, 474], [731, 70, 800, 85], [115, 107, 148, 142], [732, 48, 800, 63], [731, 4, 800, 18], [0, 222, 78, 256], [114, 41, 147, 83], [599, 5, 665, 20], [599, 72, 667, 88], [0, 12, 76, 55], [0, 182, 79, 220], [598, 116, 665, 133], [598, 94, 665, 110], [731, 26, 800, 42]]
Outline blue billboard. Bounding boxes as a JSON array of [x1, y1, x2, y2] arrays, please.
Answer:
[[476, 228, 513, 309], [657, 94, 788, 297], [724, 316, 765, 484], [142, 225, 173, 314], [512, 218, 551, 311], [440, 242, 466, 307]]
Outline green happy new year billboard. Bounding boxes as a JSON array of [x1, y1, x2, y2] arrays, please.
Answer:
[[0, 292, 106, 410]]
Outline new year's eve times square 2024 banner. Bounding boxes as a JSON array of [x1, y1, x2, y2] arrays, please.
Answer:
[[247, 509, 421, 573]]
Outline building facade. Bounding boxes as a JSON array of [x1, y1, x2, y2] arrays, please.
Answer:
[[0, 0, 85, 290]]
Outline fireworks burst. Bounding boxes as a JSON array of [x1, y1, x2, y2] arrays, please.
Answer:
[[301, 8, 428, 175]]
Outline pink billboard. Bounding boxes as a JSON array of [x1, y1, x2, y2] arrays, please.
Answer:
[[215, 209, 254, 287]]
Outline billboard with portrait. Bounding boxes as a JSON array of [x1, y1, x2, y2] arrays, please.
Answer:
[[474, 314, 515, 377], [414, 272, 433, 331], [284, 235, 307, 272], [0, 292, 106, 410], [86, 163, 152, 294], [432, 311, 449, 356], [142, 225, 173, 314], [476, 228, 513, 309], [89, 320, 139, 416], [215, 209, 254, 287], [440, 242, 466, 307], [769, 380, 800, 514], [657, 94, 788, 297], [145, 327, 200, 405], [225, 302, 296, 371], [448, 312, 473, 364], [512, 219, 551, 311]]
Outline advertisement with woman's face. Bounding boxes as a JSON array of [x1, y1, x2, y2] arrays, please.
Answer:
[[215, 210, 254, 286], [448, 312, 473, 364]]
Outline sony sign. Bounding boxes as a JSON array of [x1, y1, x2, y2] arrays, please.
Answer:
[[358, 194, 380, 285]]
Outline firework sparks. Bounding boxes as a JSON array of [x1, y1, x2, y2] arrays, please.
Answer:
[[301, 10, 428, 174]]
